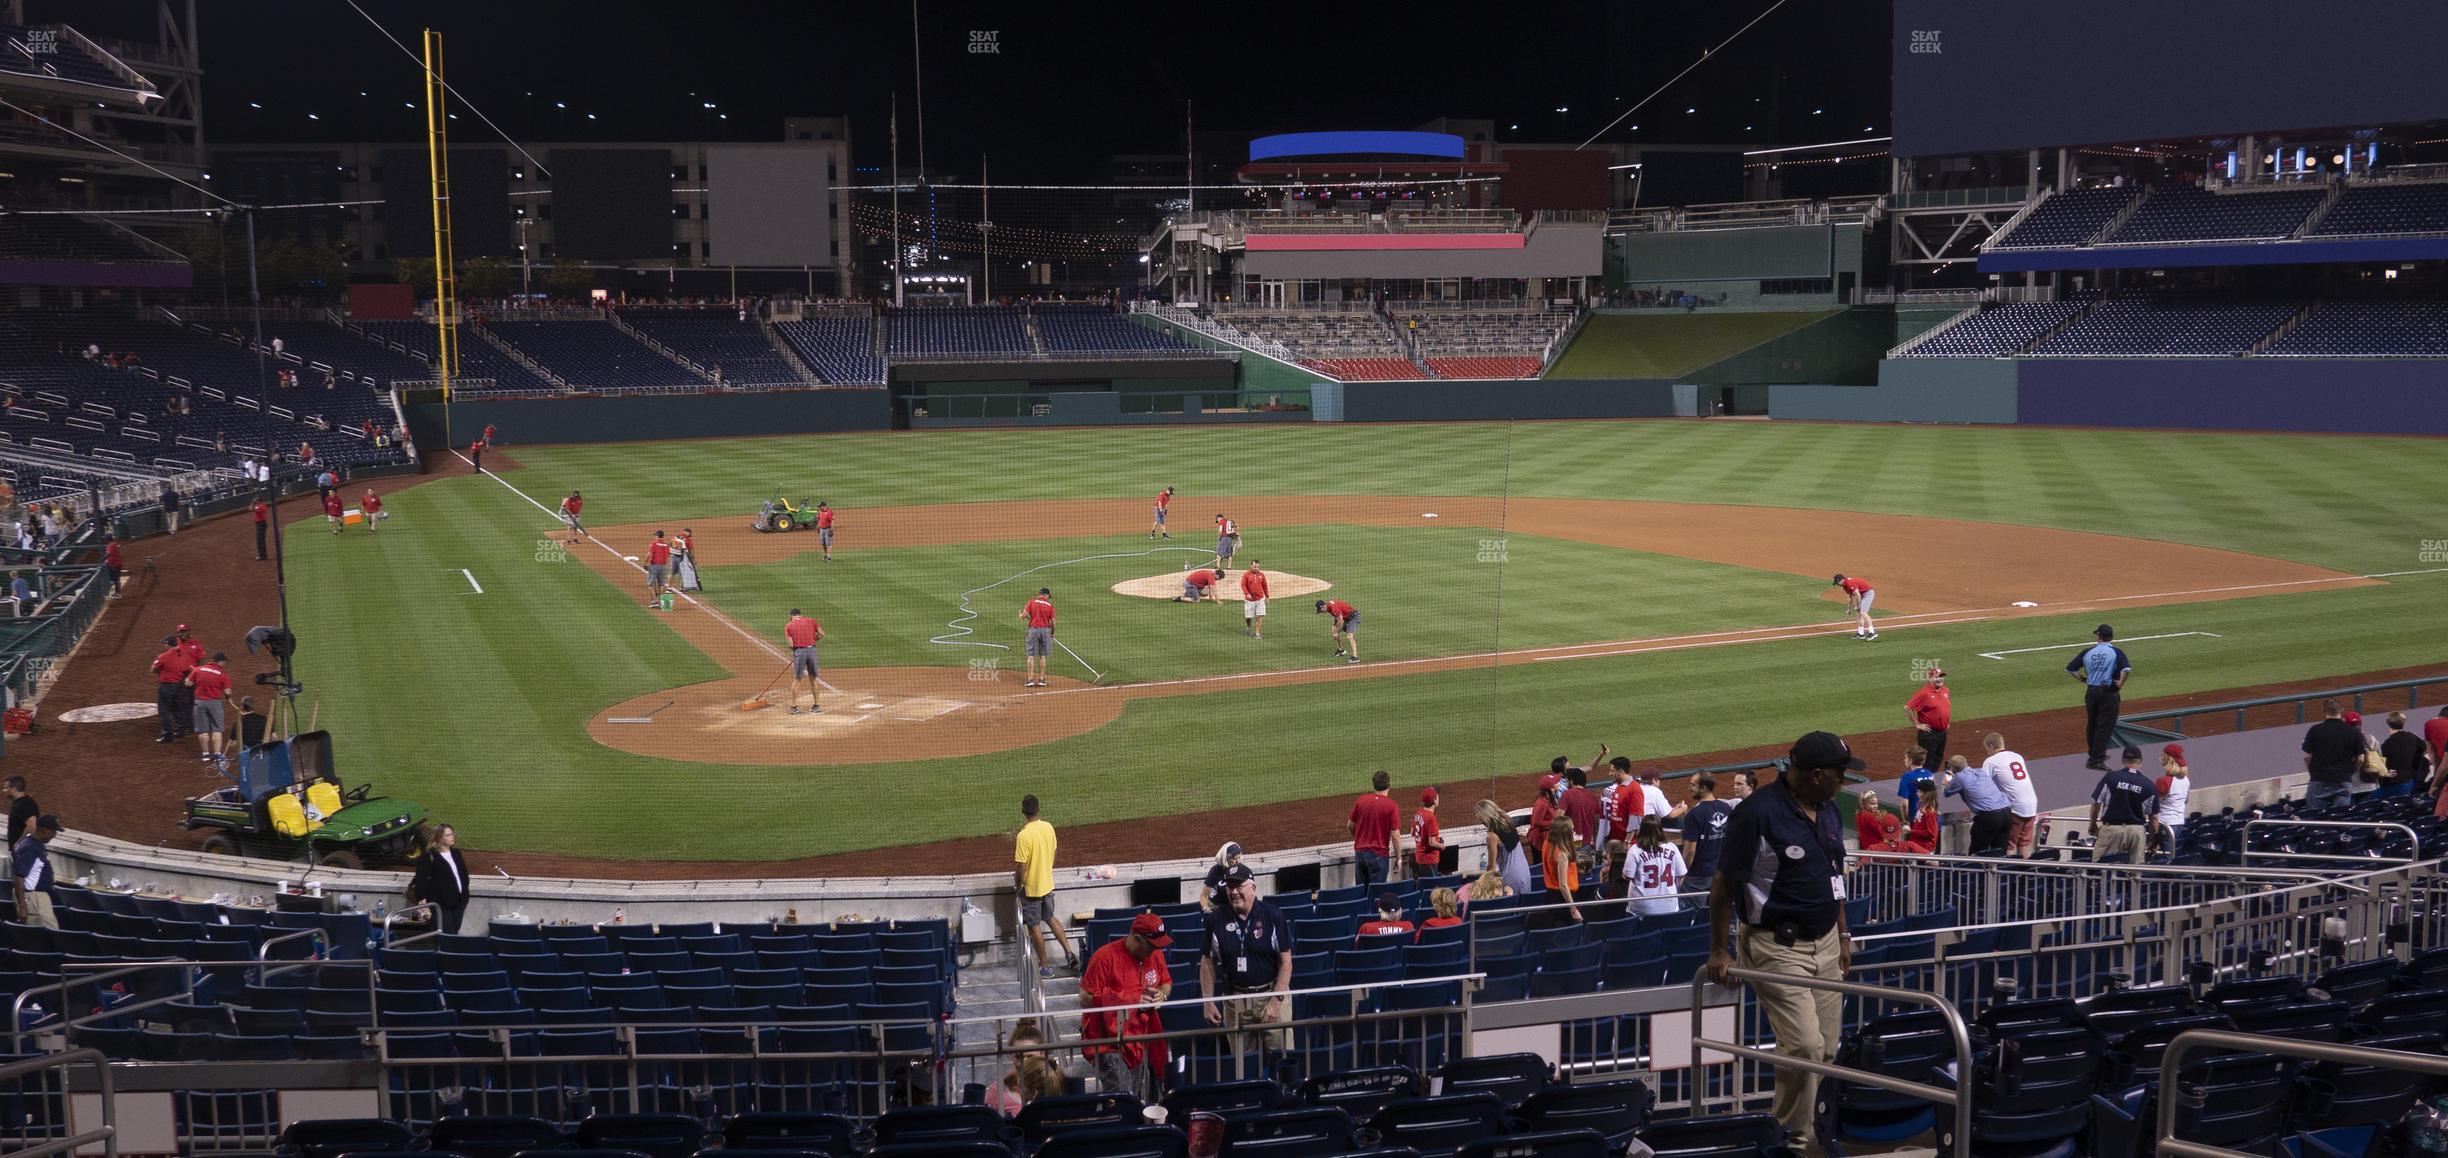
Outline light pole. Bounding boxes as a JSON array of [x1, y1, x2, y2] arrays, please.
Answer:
[[518, 217, 533, 299]]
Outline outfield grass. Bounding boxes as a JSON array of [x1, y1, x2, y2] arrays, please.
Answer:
[[282, 423, 2448, 860]]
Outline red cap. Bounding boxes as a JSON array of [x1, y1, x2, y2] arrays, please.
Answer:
[[1538, 773, 1559, 793], [1420, 788, 1439, 806], [2163, 743, 2186, 763], [2343, 710, 2363, 726], [1128, 911, 1173, 948], [176, 623, 190, 632]]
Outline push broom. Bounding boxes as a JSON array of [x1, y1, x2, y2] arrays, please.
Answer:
[[738, 659, 795, 711]]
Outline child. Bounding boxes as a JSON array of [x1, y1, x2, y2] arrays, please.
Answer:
[[1623, 816, 1688, 917], [1903, 781, 1941, 853]]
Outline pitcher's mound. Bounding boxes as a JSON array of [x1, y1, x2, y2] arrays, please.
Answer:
[[1111, 570, 1332, 600]]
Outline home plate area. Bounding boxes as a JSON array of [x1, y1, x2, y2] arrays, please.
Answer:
[[585, 666, 1120, 766]]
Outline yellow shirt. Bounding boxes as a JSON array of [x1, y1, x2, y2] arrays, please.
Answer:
[[1015, 819, 1057, 899]]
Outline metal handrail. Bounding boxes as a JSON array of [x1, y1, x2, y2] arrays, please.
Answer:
[[2154, 1028, 2448, 1157], [0, 1048, 116, 1158], [7, 960, 202, 1055], [2239, 819, 2421, 867], [1692, 965, 1975, 1158], [2116, 674, 2448, 744], [255, 926, 328, 986], [382, 902, 439, 950]]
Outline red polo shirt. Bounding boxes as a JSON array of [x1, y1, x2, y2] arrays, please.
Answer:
[[191, 663, 230, 702], [252, 501, 267, 525], [1839, 576, 1873, 597], [1323, 599, 1354, 620], [784, 616, 820, 648], [1560, 784, 1601, 844], [646, 540, 671, 565], [1907, 682, 1951, 730], [1606, 778, 1643, 834], [322, 495, 342, 518], [1240, 569, 1269, 600], [1154, 490, 1171, 510], [817, 507, 835, 529], [152, 648, 192, 684], [363, 493, 382, 514], [1349, 791, 1398, 856], [1024, 596, 1056, 628], [563, 496, 583, 517], [1186, 569, 1219, 589], [178, 638, 205, 666], [103, 541, 121, 569]]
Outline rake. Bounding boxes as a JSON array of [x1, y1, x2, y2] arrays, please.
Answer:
[[738, 660, 795, 711]]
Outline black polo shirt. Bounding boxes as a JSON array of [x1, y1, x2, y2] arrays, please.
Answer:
[[1203, 897, 1293, 991], [1716, 774, 1845, 939]]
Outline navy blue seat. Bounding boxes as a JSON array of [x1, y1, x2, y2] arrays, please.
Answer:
[[1634, 1112, 1791, 1157], [428, 1114, 566, 1158], [1435, 1052, 1549, 1107], [1033, 1124, 1186, 1158], [1219, 1106, 1356, 1156], [723, 1110, 858, 1152], [574, 1112, 712, 1158], [1367, 1092, 1507, 1156], [874, 1104, 1014, 1149], [1516, 1081, 1654, 1149], [1454, 1128, 1612, 1158], [1016, 1092, 1143, 1148], [276, 1117, 416, 1158], [1301, 1066, 1418, 1122], [1159, 1078, 1279, 1120]]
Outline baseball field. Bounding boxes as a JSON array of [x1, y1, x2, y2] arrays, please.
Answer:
[[279, 420, 2448, 862]]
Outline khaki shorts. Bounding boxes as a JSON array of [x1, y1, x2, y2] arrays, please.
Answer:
[[2008, 814, 2037, 856], [18, 890, 56, 930]]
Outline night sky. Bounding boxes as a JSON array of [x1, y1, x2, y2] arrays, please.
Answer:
[[48, 0, 1890, 178]]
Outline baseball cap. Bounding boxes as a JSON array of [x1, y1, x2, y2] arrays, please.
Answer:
[[1375, 892, 1403, 914], [1128, 911, 1173, 947], [2164, 743, 2187, 763], [1788, 731, 1868, 772], [1639, 767, 1662, 781], [211, 651, 228, 662], [1215, 841, 1243, 866], [1420, 787, 1438, 806], [1218, 863, 1254, 888], [34, 814, 60, 832], [1928, 667, 1946, 679], [1038, 587, 1051, 595], [1315, 600, 1327, 611], [177, 623, 190, 632], [2343, 710, 2363, 726], [2121, 745, 2144, 760], [2095, 624, 2115, 640], [1539, 773, 1560, 793]]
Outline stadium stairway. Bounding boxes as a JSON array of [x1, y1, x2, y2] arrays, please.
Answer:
[[465, 324, 570, 391], [1546, 310, 1842, 380]]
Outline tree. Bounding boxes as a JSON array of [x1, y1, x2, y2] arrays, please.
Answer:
[[458, 258, 514, 300], [542, 261, 596, 301]]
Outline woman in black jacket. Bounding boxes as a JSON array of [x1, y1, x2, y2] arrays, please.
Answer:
[[407, 823, 470, 934]]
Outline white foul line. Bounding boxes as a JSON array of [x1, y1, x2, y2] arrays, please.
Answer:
[[456, 568, 483, 595], [452, 452, 839, 692], [1977, 631, 2222, 660]]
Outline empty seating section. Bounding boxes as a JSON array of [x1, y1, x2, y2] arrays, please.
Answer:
[[2027, 297, 2301, 356], [480, 320, 702, 390], [353, 320, 558, 395], [616, 309, 803, 385], [775, 317, 885, 384], [1991, 185, 2141, 248], [1, 24, 130, 90], [2309, 181, 2448, 237], [0, 310, 405, 471], [1216, 311, 1418, 378], [1903, 300, 2085, 357], [2104, 184, 2323, 244], [0, 214, 160, 263], [887, 307, 1029, 356], [2265, 300, 2448, 356], [1426, 356, 1543, 378], [1034, 305, 1198, 353]]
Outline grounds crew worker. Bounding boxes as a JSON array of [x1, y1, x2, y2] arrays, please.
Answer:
[[1200, 863, 1294, 1062], [1706, 730, 1860, 1153]]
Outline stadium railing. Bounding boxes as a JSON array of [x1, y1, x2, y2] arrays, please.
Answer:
[[2154, 1030, 2448, 1158], [1691, 966, 1975, 1158], [2114, 673, 2448, 747], [2238, 818, 2423, 867]]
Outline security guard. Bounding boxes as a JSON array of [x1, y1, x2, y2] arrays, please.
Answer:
[[1198, 864, 1294, 1060], [1705, 731, 1860, 1152], [2067, 624, 2133, 770]]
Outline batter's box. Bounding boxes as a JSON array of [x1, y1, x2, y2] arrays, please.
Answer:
[[883, 696, 971, 721]]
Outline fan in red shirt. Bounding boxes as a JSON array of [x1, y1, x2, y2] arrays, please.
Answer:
[[1174, 568, 1222, 604], [815, 502, 837, 562], [468, 438, 484, 474], [1560, 769, 1602, 847], [1356, 893, 1414, 940], [560, 492, 585, 543], [1348, 770, 1400, 887], [101, 536, 123, 596], [1077, 911, 1171, 1099], [1410, 788, 1445, 877], [1239, 562, 1271, 638], [482, 424, 497, 446], [1856, 789, 1906, 852], [361, 489, 383, 534], [1527, 770, 1560, 867], [252, 499, 270, 561], [322, 491, 344, 533], [1902, 783, 1941, 853]]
